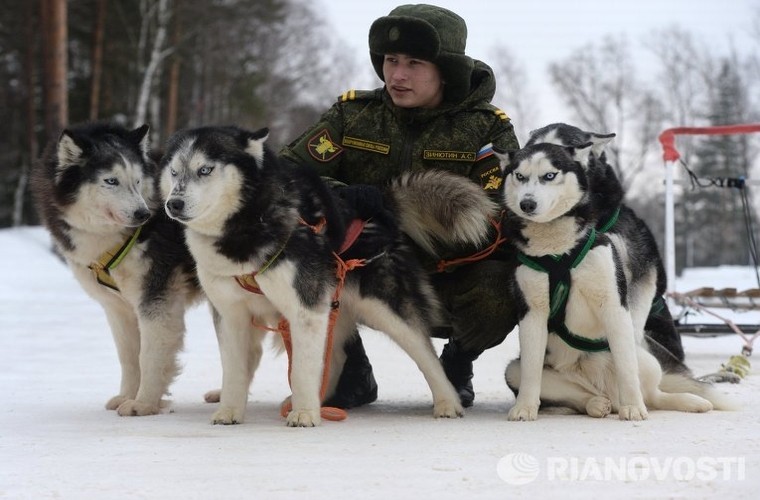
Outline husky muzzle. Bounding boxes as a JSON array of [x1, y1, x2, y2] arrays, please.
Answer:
[[166, 197, 186, 219]]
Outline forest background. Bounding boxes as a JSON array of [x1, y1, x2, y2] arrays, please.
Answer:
[[2, 0, 759, 272]]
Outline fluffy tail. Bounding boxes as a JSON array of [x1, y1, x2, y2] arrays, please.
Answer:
[[660, 373, 739, 411], [387, 170, 499, 256]]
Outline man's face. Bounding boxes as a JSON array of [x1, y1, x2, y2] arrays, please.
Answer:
[[383, 53, 444, 109]]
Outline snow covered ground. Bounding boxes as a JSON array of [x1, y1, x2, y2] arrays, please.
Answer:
[[1, 227, 759, 499]]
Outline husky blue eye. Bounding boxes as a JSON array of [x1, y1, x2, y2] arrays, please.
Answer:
[[515, 172, 525, 181], [198, 166, 214, 176], [104, 178, 119, 186], [543, 172, 557, 181], [170, 168, 177, 177]]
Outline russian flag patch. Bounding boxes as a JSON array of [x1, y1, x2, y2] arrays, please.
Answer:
[[476, 143, 494, 161]]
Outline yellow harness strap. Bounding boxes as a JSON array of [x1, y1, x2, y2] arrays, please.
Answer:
[[88, 226, 142, 292]]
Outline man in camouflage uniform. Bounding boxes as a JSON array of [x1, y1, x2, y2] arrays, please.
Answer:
[[280, 4, 520, 408]]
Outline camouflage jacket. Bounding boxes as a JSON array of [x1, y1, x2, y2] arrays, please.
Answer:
[[280, 60, 520, 201]]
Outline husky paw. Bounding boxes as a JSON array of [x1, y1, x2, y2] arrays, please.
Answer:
[[106, 395, 130, 410], [116, 399, 160, 416], [286, 409, 321, 427], [619, 404, 648, 421], [211, 406, 245, 425], [508, 404, 539, 421], [586, 396, 612, 418], [204, 389, 221, 403], [433, 399, 465, 418]]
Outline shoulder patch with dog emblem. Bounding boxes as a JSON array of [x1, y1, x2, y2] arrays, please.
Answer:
[[307, 129, 343, 162], [480, 166, 503, 191]]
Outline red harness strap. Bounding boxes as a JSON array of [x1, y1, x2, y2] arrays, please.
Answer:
[[238, 216, 368, 422], [339, 218, 367, 254], [233, 218, 366, 296], [435, 214, 506, 272], [277, 252, 366, 421]]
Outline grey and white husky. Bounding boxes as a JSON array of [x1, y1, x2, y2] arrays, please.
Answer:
[[160, 125, 495, 426], [496, 141, 730, 420], [31, 122, 206, 416]]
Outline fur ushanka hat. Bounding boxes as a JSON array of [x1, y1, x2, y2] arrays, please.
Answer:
[[368, 4, 474, 103]]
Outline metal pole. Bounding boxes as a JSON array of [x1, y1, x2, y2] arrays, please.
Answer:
[[665, 160, 676, 305]]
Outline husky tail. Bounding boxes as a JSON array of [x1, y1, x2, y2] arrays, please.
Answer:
[[387, 170, 499, 256], [660, 372, 740, 411]]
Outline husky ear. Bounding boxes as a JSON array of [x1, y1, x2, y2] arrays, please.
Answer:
[[244, 127, 270, 167], [129, 124, 151, 158], [129, 123, 150, 151], [56, 130, 85, 168], [588, 132, 615, 157], [492, 146, 512, 173], [567, 142, 593, 167]]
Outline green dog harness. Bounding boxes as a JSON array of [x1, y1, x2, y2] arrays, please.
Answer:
[[518, 227, 612, 352]]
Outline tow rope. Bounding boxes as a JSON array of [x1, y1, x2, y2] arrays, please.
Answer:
[[88, 226, 142, 292], [235, 216, 370, 422]]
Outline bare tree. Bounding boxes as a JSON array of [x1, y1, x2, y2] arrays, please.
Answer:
[[645, 27, 716, 129], [13, 1, 40, 227], [255, 0, 361, 145], [134, 0, 171, 129], [89, 0, 107, 120], [164, 4, 182, 136], [744, 8, 760, 122], [488, 44, 538, 143], [548, 35, 660, 188], [40, 0, 68, 139]]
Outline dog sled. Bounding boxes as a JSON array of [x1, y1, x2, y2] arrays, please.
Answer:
[[659, 124, 760, 378]]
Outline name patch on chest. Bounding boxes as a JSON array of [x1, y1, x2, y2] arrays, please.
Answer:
[[423, 150, 476, 162], [342, 136, 390, 154]]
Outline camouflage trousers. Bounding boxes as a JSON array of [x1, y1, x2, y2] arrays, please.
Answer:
[[430, 259, 518, 354]]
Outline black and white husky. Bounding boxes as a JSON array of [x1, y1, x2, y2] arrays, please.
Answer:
[[524, 123, 686, 372], [161, 125, 495, 426], [497, 142, 729, 420], [31, 122, 205, 416]]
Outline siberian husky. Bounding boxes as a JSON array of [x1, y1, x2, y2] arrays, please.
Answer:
[[496, 142, 728, 420], [161, 125, 496, 426], [524, 123, 686, 372], [31, 122, 205, 416]]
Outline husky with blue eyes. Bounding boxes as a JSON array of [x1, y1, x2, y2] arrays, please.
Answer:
[[495, 142, 732, 421], [160, 125, 500, 427], [31, 122, 210, 417]]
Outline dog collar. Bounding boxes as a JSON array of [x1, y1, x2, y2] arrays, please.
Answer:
[[234, 232, 293, 295], [518, 228, 611, 352], [235, 217, 368, 295], [88, 226, 143, 292]]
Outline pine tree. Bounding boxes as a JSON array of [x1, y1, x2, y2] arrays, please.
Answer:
[[682, 60, 752, 267]]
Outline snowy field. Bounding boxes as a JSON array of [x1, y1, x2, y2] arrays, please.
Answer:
[[1, 226, 759, 499]]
